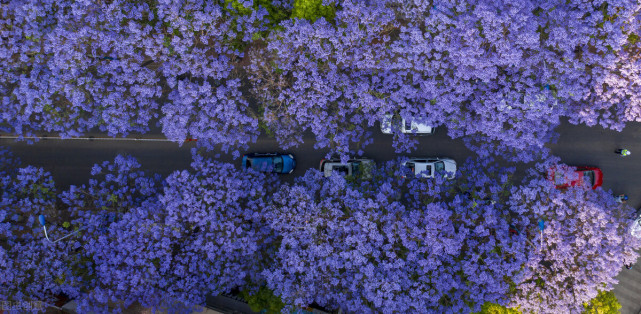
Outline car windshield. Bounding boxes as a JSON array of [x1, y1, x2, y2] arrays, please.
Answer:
[[582, 170, 594, 187], [352, 162, 361, 174], [434, 161, 445, 173], [273, 156, 283, 172], [382, 115, 401, 132]]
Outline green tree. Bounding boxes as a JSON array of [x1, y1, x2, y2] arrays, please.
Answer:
[[291, 0, 335, 22], [239, 286, 285, 314], [475, 302, 521, 314], [583, 291, 621, 314], [224, 0, 290, 29]]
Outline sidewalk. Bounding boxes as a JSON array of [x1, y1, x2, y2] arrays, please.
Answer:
[[613, 251, 641, 314], [55, 295, 254, 314]]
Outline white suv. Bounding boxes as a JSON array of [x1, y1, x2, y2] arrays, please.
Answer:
[[380, 114, 435, 135], [631, 210, 641, 239], [319, 158, 375, 178], [401, 157, 457, 179]]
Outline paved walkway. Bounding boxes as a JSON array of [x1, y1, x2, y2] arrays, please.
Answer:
[[614, 252, 641, 314]]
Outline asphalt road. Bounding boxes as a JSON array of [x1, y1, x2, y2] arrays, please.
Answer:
[[0, 126, 477, 189], [2, 120, 641, 313], [2, 120, 640, 201]]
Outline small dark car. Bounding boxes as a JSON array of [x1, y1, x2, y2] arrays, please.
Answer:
[[242, 153, 296, 174]]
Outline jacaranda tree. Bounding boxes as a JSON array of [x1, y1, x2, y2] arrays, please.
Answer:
[[0, 148, 79, 305], [2, 0, 640, 161], [263, 157, 528, 312], [60, 153, 280, 311], [507, 163, 641, 313], [57, 154, 165, 311]]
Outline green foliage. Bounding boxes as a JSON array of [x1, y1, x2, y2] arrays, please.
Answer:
[[19, 179, 56, 200], [69, 253, 97, 286], [224, 0, 290, 29], [291, 0, 336, 22], [53, 273, 66, 286], [256, 105, 275, 138], [474, 302, 521, 314], [224, 0, 253, 15], [627, 33, 640, 45], [251, 32, 264, 40], [107, 193, 118, 203], [239, 286, 285, 314], [583, 290, 621, 314], [221, 0, 290, 50], [259, 0, 290, 27]]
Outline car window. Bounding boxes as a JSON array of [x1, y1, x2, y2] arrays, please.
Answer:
[[554, 172, 565, 185], [334, 165, 350, 176], [381, 116, 392, 130], [273, 156, 283, 173], [352, 162, 361, 174], [434, 161, 445, 172], [383, 115, 402, 132], [424, 165, 432, 176], [404, 120, 412, 131], [583, 170, 594, 187]]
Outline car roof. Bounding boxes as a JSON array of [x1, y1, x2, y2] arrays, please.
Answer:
[[404, 158, 456, 178], [407, 158, 439, 163], [248, 156, 274, 171], [414, 162, 433, 173], [381, 114, 434, 134], [322, 159, 373, 176], [406, 120, 433, 133], [323, 162, 352, 176]]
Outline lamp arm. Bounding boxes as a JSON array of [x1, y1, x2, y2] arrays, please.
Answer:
[[50, 226, 88, 243]]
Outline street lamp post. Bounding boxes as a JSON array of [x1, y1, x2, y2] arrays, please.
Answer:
[[538, 219, 545, 249]]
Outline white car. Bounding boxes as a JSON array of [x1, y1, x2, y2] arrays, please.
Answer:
[[319, 158, 375, 178], [380, 114, 435, 135], [401, 157, 457, 179], [631, 210, 641, 239]]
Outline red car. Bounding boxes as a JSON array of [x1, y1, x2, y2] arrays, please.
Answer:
[[548, 166, 603, 189]]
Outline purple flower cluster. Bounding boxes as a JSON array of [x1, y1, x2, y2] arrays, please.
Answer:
[[261, 158, 527, 312], [0, 0, 267, 156], [249, 0, 641, 160], [52, 152, 278, 312], [3, 0, 640, 304], [2, 150, 640, 311], [507, 174, 641, 313], [2, 0, 639, 160], [0, 148, 79, 305]]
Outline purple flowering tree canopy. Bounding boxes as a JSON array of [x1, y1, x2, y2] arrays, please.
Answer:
[[0, 148, 79, 305], [263, 157, 528, 312], [507, 163, 641, 312], [58, 153, 279, 311], [2, 0, 640, 160]]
